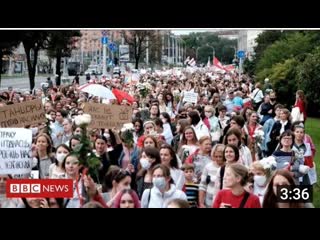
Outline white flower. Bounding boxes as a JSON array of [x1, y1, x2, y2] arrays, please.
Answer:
[[82, 114, 92, 125], [74, 114, 92, 126], [253, 129, 264, 138], [260, 156, 277, 170], [74, 115, 82, 126], [123, 123, 134, 130]]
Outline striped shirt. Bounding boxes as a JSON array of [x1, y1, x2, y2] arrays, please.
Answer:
[[183, 183, 199, 208]]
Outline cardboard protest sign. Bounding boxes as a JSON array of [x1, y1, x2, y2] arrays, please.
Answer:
[[0, 128, 33, 175], [0, 100, 45, 128], [83, 103, 132, 129]]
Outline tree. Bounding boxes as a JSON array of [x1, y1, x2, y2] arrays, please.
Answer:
[[255, 32, 317, 81], [182, 32, 236, 64], [46, 30, 81, 86], [268, 58, 299, 109], [253, 31, 284, 63], [122, 30, 159, 69], [0, 31, 22, 87], [297, 48, 320, 117], [22, 30, 50, 90], [243, 59, 255, 77]]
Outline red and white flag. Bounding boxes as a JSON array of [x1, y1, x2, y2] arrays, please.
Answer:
[[224, 64, 235, 72], [213, 57, 225, 70], [213, 57, 234, 72]]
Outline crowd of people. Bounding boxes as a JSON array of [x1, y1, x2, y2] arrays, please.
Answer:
[[0, 66, 316, 208]]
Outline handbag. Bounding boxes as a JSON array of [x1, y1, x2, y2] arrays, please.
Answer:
[[291, 107, 304, 122]]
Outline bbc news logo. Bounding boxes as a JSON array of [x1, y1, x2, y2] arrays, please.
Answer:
[[6, 179, 73, 198]]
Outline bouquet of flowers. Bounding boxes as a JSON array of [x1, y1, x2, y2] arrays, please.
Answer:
[[120, 123, 135, 147], [260, 156, 277, 170], [253, 129, 265, 148], [137, 82, 153, 98], [73, 114, 101, 181]]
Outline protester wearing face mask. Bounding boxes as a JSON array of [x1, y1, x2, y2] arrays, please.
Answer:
[[49, 144, 70, 179], [136, 147, 161, 199], [203, 106, 221, 144], [141, 164, 187, 208], [249, 157, 276, 205]]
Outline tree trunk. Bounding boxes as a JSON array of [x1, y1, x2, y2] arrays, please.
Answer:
[[135, 57, 139, 69], [55, 51, 62, 86], [24, 47, 34, 91]]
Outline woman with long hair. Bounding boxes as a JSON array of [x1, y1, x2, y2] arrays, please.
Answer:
[[113, 189, 141, 208], [224, 128, 252, 168], [199, 144, 225, 208], [272, 130, 307, 185], [212, 163, 261, 208], [62, 153, 107, 208], [243, 111, 263, 161], [49, 144, 70, 179], [188, 110, 210, 141], [267, 108, 292, 156], [178, 127, 199, 164], [141, 164, 187, 208], [33, 133, 55, 179], [136, 147, 161, 198], [262, 169, 306, 208], [160, 145, 185, 190], [102, 166, 132, 207], [132, 118, 144, 144], [171, 119, 190, 152], [294, 90, 307, 122]]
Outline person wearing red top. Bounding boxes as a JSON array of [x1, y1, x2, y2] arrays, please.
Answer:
[[212, 163, 261, 208], [294, 90, 307, 122]]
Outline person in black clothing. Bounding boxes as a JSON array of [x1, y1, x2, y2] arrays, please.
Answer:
[[136, 147, 161, 198], [73, 74, 80, 85], [47, 77, 53, 88], [94, 136, 112, 184], [267, 108, 292, 156], [86, 73, 91, 81]]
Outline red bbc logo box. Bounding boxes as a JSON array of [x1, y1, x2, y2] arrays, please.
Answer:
[[6, 179, 73, 198]]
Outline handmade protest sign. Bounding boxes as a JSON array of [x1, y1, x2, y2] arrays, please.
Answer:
[[0, 100, 45, 128], [83, 103, 132, 129], [0, 128, 33, 175], [183, 92, 198, 104]]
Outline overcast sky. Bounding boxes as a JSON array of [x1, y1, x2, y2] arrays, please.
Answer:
[[171, 30, 207, 35]]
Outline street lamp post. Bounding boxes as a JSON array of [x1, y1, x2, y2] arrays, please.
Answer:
[[207, 44, 215, 62], [196, 47, 200, 61]]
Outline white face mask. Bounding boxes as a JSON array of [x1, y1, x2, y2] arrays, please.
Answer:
[[140, 158, 151, 170], [254, 175, 267, 187], [205, 112, 212, 118], [56, 153, 67, 163]]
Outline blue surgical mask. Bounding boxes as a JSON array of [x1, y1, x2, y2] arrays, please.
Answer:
[[153, 177, 166, 191]]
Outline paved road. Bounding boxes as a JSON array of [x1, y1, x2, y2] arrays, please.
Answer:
[[0, 75, 87, 92]]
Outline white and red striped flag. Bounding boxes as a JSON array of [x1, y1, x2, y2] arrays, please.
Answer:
[[213, 57, 225, 70]]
